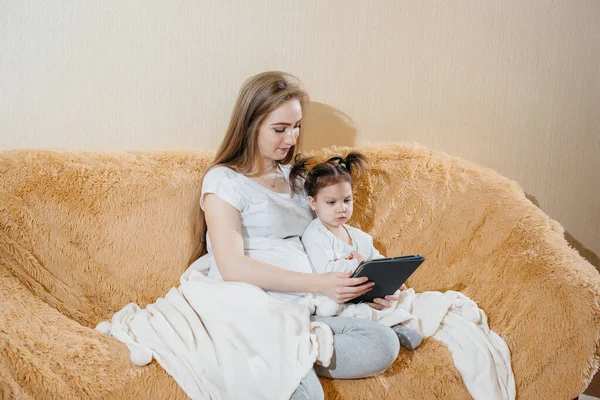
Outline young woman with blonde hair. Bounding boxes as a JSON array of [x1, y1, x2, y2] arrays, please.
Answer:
[[199, 71, 399, 399]]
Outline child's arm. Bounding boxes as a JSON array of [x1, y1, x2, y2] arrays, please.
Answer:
[[370, 245, 385, 260], [302, 232, 360, 274], [365, 232, 385, 260]]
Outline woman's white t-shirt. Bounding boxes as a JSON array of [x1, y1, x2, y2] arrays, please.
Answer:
[[200, 165, 315, 302]]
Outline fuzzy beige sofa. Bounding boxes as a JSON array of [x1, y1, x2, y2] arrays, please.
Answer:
[[1, 143, 598, 399]]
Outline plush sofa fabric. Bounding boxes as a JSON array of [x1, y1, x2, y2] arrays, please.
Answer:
[[1, 143, 598, 399]]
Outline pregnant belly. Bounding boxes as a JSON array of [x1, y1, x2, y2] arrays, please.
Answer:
[[245, 237, 313, 274]]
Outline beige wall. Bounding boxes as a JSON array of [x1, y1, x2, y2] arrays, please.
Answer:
[[1, 1, 599, 257]]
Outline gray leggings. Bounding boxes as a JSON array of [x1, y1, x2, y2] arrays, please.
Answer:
[[290, 316, 400, 400]]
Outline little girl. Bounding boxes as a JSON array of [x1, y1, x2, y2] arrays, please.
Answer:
[[290, 152, 422, 350]]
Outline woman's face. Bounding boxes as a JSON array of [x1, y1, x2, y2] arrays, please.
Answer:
[[256, 98, 302, 165]]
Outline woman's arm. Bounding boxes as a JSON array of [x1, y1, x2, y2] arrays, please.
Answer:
[[204, 194, 374, 303]]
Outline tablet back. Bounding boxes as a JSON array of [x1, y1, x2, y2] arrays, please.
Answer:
[[349, 255, 425, 304]]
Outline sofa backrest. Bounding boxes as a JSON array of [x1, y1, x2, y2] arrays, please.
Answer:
[[0, 144, 549, 327], [0, 150, 211, 325]]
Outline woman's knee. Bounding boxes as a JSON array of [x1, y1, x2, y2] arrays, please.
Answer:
[[314, 316, 400, 378], [347, 318, 400, 366], [371, 324, 401, 371]]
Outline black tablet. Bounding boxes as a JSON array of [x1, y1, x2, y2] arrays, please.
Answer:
[[349, 255, 426, 304]]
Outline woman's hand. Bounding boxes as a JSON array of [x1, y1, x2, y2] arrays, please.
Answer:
[[317, 272, 374, 304], [366, 294, 398, 310]]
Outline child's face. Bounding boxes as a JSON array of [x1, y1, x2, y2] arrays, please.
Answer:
[[308, 181, 354, 229]]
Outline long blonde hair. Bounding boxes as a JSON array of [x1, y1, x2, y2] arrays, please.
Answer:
[[190, 71, 309, 262]]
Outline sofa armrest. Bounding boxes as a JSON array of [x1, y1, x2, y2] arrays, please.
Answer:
[[357, 144, 600, 399], [0, 235, 185, 399], [417, 208, 600, 399]]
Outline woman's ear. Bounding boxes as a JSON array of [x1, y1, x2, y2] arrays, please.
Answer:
[[307, 196, 317, 211]]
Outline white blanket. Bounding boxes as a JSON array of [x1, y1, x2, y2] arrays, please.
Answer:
[[96, 256, 333, 400], [301, 289, 516, 400], [97, 256, 515, 400]]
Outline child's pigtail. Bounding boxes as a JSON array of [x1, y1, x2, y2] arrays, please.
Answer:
[[326, 152, 368, 178], [289, 154, 313, 193], [342, 152, 368, 178]]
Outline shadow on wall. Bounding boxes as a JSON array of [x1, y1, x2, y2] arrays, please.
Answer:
[[300, 102, 357, 152], [525, 193, 599, 271]]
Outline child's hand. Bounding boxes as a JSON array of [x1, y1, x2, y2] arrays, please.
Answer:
[[346, 251, 366, 265], [400, 284, 408, 291], [366, 294, 398, 310]]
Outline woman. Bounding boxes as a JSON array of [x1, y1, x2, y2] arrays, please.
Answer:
[[198, 71, 399, 399]]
